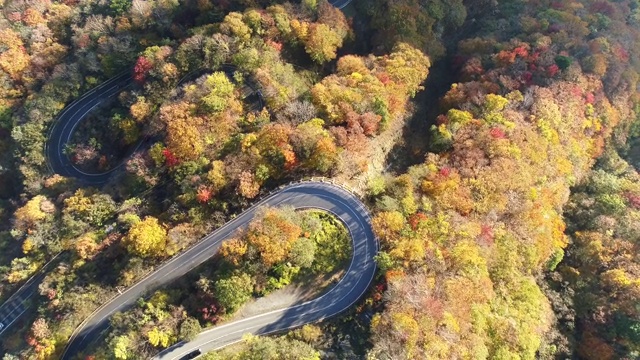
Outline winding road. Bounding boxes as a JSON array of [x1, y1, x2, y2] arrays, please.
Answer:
[[61, 182, 377, 359], [330, 0, 354, 9], [39, 2, 374, 357], [51, 83, 380, 358], [44, 71, 132, 185]]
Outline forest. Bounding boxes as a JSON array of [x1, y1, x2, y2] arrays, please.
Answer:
[[1, 0, 640, 359]]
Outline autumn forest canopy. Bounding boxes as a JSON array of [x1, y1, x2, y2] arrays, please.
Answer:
[[2, 0, 640, 359]]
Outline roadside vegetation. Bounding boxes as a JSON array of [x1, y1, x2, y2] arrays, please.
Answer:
[[87, 207, 350, 359], [0, 1, 428, 357], [547, 147, 640, 358], [2, 0, 640, 359], [203, 334, 320, 360], [361, 1, 640, 359], [66, 100, 143, 173]]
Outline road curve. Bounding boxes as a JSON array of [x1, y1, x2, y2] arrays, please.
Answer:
[[330, 0, 354, 10], [52, 4, 369, 357], [45, 0, 351, 185], [61, 182, 377, 359], [44, 72, 132, 185]]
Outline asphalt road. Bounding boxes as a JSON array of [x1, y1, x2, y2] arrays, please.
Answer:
[[48, 3, 372, 357], [0, 254, 63, 341], [61, 183, 377, 359], [330, 0, 354, 9], [44, 71, 133, 186], [0, 73, 134, 340], [0, 273, 45, 337], [44, 0, 353, 184]]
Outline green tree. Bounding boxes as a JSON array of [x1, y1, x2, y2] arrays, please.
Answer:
[[63, 189, 116, 227], [596, 193, 626, 215], [214, 273, 254, 313], [302, 0, 317, 12], [214, 334, 320, 360], [374, 251, 395, 272], [289, 237, 316, 268], [555, 55, 572, 70], [179, 317, 202, 342], [201, 72, 236, 114], [367, 176, 387, 197], [110, 0, 132, 16]]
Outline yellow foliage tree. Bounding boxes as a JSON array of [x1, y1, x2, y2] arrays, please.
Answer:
[[147, 327, 171, 348], [308, 136, 338, 173], [238, 171, 260, 199], [304, 23, 344, 64], [207, 160, 227, 194], [160, 102, 204, 161], [130, 96, 152, 122], [14, 195, 47, 233], [124, 217, 167, 258], [220, 238, 248, 266], [382, 42, 431, 97], [220, 12, 252, 43], [372, 211, 405, 243], [0, 29, 31, 80]]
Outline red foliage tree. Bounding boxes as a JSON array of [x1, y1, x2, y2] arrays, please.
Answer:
[[613, 45, 629, 62], [198, 297, 220, 323], [513, 46, 528, 58], [376, 72, 391, 85], [496, 50, 517, 65], [489, 127, 506, 139], [359, 112, 382, 136], [461, 58, 484, 80], [478, 224, 494, 246], [266, 40, 283, 52], [585, 92, 595, 104], [282, 149, 298, 171], [7, 12, 22, 22], [98, 155, 108, 170], [133, 56, 153, 84], [408, 212, 428, 230], [571, 86, 582, 98], [624, 192, 640, 209], [547, 64, 560, 77], [590, 1, 615, 16], [196, 186, 212, 203], [439, 167, 451, 177], [162, 148, 179, 167]]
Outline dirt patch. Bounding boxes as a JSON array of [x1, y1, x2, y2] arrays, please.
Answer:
[[229, 270, 345, 321]]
